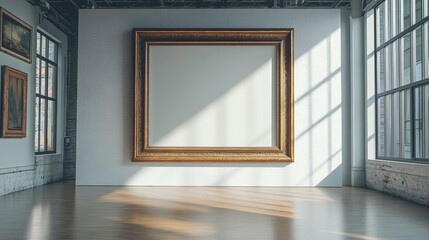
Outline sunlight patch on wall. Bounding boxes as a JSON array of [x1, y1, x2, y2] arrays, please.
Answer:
[[148, 45, 276, 147]]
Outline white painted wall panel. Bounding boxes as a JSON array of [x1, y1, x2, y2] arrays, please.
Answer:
[[148, 45, 276, 147], [77, 9, 344, 186], [0, 0, 67, 169]]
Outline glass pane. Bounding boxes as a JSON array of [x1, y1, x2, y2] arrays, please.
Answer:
[[378, 95, 393, 157], [36, 58, 40, 94], [48, 40, 57, 62], [415, 85, 429, 159], [392, 0, 399, 37], [402, 0, 411, 31], [377, 48, 386, 93], [34, 97, 40, 152], [378, 96, 386, 157], [392, 92, 401, 158], [392, 41, 400, 89], [425, 0, 429, 17], [41, 60, 46, 96], [47, 101, 55, 152], [402, 33, 412, 86], [40, 99, 46, 152], [385, 44, 392, 91], [386, 0, 391, 40], [415, 0, 423, 23], [41, 35, 47, 58], [415, 26, 423, 82], [415, 88, 422, 158], [36, 32, 41, 55], [385, 95, 393, 156], [426, 23, 429, 78], [48, 64, 56, 98], [402, 90, 412, 158], [377, 2, 387, 46], [378, 91, 411, 159]]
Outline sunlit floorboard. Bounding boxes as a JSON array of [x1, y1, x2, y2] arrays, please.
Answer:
[[0, 181, 428, 240]]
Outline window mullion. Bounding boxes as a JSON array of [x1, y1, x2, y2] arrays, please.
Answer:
[[54, 100, 57, 152], [44, 37, 49, 152], [399, 92, 403, 157], [411, 27, 416, 84], [422, 23, 429, 78], [411, 86, 415, 159], [37, 97, 41, 152], [38, 96, 41, 153], [45, 99, 48, 153], [375, 7, 380, 158]]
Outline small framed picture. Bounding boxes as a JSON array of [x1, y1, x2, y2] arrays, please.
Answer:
[[0, 7, 32, 63], [1, 66, 27, 138]]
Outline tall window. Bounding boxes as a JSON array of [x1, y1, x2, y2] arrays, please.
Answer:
[[375, 0, 429, 161], [35, 31, 58, 154]]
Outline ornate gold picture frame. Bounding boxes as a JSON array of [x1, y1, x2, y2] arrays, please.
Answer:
[[1, 66, 27, 138], [133, 29, 294, 162], [0, 8, 32, 63]]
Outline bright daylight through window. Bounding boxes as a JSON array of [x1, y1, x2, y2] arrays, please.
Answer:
[[35, 30, 58, 154], [375, 0, 429, 161]]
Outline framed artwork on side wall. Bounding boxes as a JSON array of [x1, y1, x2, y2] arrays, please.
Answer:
[[1, 66, 27, 138], [0, 7, 32, 63]]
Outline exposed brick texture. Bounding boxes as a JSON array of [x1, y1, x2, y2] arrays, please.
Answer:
[[63, 11, 79, 180], [366, 159, 429, 206], [0, 155, 63, 196]]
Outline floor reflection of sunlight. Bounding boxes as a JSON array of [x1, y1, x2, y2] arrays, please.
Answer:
[[26, 204, 50, 240], [100, 187, 334, 220], [322, 231, 382, 240], [99, 190, 208, 213], [98, 187, 339, 238], [106, 215, 215, 237]]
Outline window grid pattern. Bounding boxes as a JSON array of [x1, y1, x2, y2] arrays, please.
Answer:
[[35, 31, 58, 154], [375, 0, 429, 162]]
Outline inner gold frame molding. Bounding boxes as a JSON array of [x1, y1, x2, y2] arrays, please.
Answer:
[[133, 29, 294, 162]]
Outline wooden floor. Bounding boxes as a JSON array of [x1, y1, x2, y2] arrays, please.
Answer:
[[0, 182, 428, 240]]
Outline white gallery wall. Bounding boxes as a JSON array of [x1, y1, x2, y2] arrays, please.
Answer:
[[148, 45, 277, 147], [77, 9, 345, 186], [0, 0, 67, 169], [0, 0, 68, 196], [0, 0, 37, 169]]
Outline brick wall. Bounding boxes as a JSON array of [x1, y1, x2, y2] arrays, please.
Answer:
[[0, 155, 63, 196], [63, 11, 78, 180], [366, 159, 429, 206]]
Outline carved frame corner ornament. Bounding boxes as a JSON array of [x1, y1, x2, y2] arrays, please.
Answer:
[[133, 29, 294, 162]]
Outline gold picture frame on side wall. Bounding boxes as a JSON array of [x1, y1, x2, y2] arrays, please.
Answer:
[[0, 8, 32, 63], [1, 66, 27, 138], [133, 29, 294, 162]]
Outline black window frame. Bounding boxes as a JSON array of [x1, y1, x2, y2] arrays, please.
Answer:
[[374, 0, 429, 163], [35, 30, 58, 155]]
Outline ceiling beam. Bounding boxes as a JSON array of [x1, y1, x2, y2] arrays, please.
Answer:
[[88, 0, 98, 8], [69, 0, 80, 8], [332, 0, 342, 8], [45, 0, 350, 9]]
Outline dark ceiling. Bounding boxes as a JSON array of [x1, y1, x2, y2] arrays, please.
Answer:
[[44, 0, 351, 9], [27, 0, 352, 35]]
